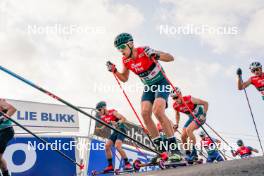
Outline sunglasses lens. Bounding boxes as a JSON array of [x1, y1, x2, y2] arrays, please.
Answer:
[[117, 44, 127, 50], [252, 68, 260, 73]]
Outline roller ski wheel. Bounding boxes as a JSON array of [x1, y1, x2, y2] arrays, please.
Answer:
[[114, 169, 120, 175], [158, 159, 166, 169], [91, 170, 96, 176], [133, 159, 142, 171]]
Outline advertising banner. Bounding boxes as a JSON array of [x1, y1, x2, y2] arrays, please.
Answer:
[[4, 137, 77, 176], [7, 99, 79, 132]]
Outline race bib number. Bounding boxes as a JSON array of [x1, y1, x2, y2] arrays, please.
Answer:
[[141, 65, 160, 81]]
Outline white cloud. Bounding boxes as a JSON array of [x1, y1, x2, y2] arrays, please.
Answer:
[[164, 57, 222, 96], [245, 8, 264, 48], [0, 0, 144, 134], [158, 0, 264, 55]]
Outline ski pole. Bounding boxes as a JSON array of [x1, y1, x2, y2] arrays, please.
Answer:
[[205, 123, 234, 150], [112, 73, 156, 148], [0, 65, 160, 155], [240, 76, 264, 155], [1, 112, 84, 169], [151, 57, 227, 160]]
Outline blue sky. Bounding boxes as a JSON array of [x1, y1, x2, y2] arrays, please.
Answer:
[[0, 0, 263, 154]]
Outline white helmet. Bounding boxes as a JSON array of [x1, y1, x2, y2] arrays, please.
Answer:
[[170, 86, 181, 98], [249, 62, 262, 71]]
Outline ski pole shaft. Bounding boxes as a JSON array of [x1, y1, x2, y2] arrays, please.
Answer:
[[113, 73, 156, 149], [151, 58, 226, 160], [243, 87, 264, 155], [0, 66, 160, 155], [205, 123, 233, 149], [2, 113, 84, 169]]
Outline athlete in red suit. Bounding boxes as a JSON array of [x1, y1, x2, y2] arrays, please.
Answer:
[[107, 33, 182, 160], [95, 101, 131, 172], [232, 139, 259, 158], [237, 61, 264, 100]]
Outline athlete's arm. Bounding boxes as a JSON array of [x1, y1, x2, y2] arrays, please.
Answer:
[[115, 66, 130, 83], [175, 111, 180, 128], [157, 51, 174, 62], [238, 77, 251, 90], [113, 111, 126, 124], [215, 139, 221, 147], [0, 99, 16, 117], [232, 150, 238, 157], [191, 97, 209, 113], [248, 146, 259, 153]]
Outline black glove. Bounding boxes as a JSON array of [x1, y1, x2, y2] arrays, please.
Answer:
[[236, 68, 242, 76], [0, 112, 5, 125], [106, 61, 117, 73], [144, 46, 160, 60]]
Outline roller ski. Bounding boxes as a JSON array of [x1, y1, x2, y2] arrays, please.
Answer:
[[184, 157, 204, 165], [91, 168, 135, 176], [163, 152, 203, 169], [133, 156, 202, 171], [133, 152, 183, 170], [91, 169, 116, 176]]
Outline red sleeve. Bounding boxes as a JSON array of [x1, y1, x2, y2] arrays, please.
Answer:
[[185, 95, 192, 103], [234, 149, 239, 155], [249, 76, 253, 84], [122, 57, 127, 68]]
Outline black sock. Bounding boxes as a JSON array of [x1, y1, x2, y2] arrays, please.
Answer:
[[167, 137, 179, 153], [124, 158, 129, 164], [168, 137, 178, 147], [153, 137, 166, 152], [2, 170, 10, 176], [191, 145, 197, 156], [107, 158, 113, 166]]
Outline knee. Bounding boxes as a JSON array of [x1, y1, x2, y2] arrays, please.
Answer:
[[181, 131, 187, 140], [181, 131, 187, 138], [115, 143, 122, 151], [141, 110, 151, 122], [186, 128, 194, 136], [105, 143, 112, 150], [152, 106, 164, 118]]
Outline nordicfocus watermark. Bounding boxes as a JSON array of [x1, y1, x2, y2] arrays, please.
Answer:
[[27, 24, 106, 36], [27, 140, 105, 151], [93, 82, 171, 94], [156, 141, 238, 152], [159, 24, 238, 36]]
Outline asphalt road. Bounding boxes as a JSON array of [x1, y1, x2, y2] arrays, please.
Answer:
[[131, 156, 264, 176]]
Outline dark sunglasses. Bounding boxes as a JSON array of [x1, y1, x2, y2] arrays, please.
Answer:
[[117, 44, 127, 50], [252, 68, 260, 73]]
